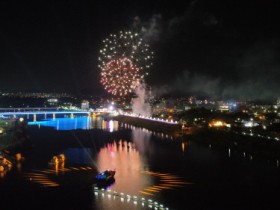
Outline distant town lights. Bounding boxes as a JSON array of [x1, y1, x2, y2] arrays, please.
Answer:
[[108, 105, 114, 111]]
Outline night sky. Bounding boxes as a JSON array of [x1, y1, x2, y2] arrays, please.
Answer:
[[0, 0, 279, 100]]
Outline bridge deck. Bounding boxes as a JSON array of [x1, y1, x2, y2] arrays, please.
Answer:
[[0, 111, 90, 116]]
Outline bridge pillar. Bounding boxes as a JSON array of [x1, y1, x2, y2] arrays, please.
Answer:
[[70, 113, 74, 118], [27, 114, 29, 119], [53, 113, 56, 119], [33, 114, 36, 122], [44, 113, 47, 119]]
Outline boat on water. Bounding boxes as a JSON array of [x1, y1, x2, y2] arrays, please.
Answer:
[[95, 169, 116, 186]]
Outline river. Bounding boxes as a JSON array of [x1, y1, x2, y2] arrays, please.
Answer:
[[1, 116, 280, 210]]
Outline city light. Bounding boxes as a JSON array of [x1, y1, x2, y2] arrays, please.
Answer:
[[208, 120, 230, 128]]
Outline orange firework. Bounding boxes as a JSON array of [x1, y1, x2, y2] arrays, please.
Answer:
[[98, 31, 153, 96]]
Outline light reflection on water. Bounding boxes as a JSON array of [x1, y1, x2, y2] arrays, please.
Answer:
[[3, 116, 280, 209], [28, 116, 174, 140], [28, 116, 119, 132], [26, 117, 174, 209], [96, 139, 153, 196], [26, 116, 277, 210]]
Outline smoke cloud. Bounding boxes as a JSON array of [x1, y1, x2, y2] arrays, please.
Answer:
[[131, 82, 152, 117], [131, 1, 280, 101], [132, 128, 152, 155], [132, 6, 280, 100], [133, 14, 162, 43]]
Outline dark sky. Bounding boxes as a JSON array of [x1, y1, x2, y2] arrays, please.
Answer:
[[0, 0, 279, 100]]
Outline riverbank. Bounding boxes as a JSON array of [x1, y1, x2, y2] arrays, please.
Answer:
[[0, 119, 29, 152], [0, 119, 16, 151], [114, 115, 280, 160], [185, 128, 280, 160], [113, 115, 182, 136]]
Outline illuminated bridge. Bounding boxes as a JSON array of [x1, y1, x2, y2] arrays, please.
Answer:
[[0, 107, 91, 119], [0, 107, 61, 112], [0, 107, 178, 125]]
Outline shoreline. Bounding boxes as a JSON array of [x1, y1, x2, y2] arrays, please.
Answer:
[[113, 115, 182, 137], [186, 128, 280, 160], [114, 115, 280, 160], [0, 119, 29, 153]]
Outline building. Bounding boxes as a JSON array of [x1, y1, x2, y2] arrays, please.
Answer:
[[81, 100, 89, 110]]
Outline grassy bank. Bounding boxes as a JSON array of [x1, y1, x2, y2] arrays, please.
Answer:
[[0, 119, 27, 151]]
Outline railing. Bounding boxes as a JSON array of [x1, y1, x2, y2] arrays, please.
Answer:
[[0, 107, 60, 112], [0, 109, 91, 116]]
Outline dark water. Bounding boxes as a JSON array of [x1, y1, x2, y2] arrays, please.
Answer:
[[1, 116, 280, 210]]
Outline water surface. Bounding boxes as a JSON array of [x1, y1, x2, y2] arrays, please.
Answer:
[[1, 116, 280, 210]]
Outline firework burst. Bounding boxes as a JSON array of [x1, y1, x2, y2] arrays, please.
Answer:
[[98, 31, 153, 96]]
